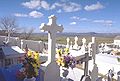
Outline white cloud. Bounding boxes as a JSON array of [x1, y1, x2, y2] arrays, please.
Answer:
[[41, 1, 50, 10], [22, 0, 50, 10], [80, 18, 89, 21], [70, 16, 80, 20], [93, 20, 113, 26], [29, 11, 44, 18], [84, 2, 104, 11], [14, 13, 28, 17], [50, 3, 62, 10], [63, 2, 81, 12], [22, 0, 81, 12], [70, 16, 89, 21], [50, 2, 81, 12], [57, 9, 62, 13], [22, 0, 40, 9], [70, 22, 76, 25]]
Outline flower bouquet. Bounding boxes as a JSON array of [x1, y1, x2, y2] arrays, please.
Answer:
[[16, 50, 40, 81]]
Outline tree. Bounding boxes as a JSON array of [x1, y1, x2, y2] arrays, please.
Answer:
[[0, 16, 18, 36], [21, 28, 34, 40]]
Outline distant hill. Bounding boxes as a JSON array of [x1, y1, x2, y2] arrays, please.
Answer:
[[31, 32, 119, 37]]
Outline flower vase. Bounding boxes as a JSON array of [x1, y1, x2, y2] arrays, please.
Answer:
[[23, 77, 36, 81]]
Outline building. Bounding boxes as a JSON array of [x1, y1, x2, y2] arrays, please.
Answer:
[[0, 46, 25, 67]]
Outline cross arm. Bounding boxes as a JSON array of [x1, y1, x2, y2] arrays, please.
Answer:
[[40, 23, 50, 32], [57, 24, 63, 33]]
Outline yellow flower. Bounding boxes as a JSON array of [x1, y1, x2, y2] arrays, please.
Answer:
[[27, 50, 32, 57]]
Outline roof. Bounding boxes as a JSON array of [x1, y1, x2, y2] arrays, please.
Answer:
[[114, 36, 120, 40], [0, 46, 25, 59]]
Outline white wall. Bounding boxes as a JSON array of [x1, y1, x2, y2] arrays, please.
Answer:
[[0, 36, 44, 52]]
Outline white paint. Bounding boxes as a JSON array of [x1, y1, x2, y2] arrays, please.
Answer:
[[66, 37, 70, 48], [73, 36, 79, 49], [40, 15, 63, 63], [40, 15, 63, 81]]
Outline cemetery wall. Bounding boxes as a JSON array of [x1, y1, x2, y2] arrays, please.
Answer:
[[0, 36, 44, 52]]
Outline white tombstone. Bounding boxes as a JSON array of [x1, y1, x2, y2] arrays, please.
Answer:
[[40, 15, 63, 63], [73, 36, 78, 49], [81, 38, 87, 54], [66, 37, 70, 48], [40, 15, 63, 81], [88, 42, 92, 55], [70, 41, 73, 49], [92, 37, 95, 43], [90, 37, 98, 81], [21, 40, 23, 49]]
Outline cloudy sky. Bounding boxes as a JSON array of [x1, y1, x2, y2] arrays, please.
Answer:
[[0, 0, 120, 33]]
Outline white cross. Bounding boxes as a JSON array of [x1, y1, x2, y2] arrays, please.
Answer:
[[40, 15, 63, 63], [66, 37, 70, 48]]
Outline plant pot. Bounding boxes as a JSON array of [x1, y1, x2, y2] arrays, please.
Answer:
[[23, 77, 36, 81]]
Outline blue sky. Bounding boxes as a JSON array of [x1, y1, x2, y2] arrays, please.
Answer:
[[0, 0, 120, 33]]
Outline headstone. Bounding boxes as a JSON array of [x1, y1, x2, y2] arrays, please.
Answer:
[[81, 38, 87, 54], [70, 41, 73, 50], [90, 63, 98, 81], [21, 40, 23, 49], [73, 36, 78, 49], [40, 15, 63, 81], [92, 37, 95, 43], [91, 37, 97, 64], [44, 62, 60, 81], [66, 37, 70, 48], [40, 15, 63, 63], [88, 42, 92, 55], [90, 37, 98, 81], [80, 53, 92, 81]]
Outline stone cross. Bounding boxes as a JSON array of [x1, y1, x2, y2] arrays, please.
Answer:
[[90, 37, 98, 81], [70, 41, 73, 49], [81, 38, 87, 54], [92, 37, 95, 43], [82, 38, 86, 46], [73, 36, 78, 49], [21, 40, 23, 49], [40, 15, 63, 81], [91, 37, 97, 64], [40, 15, 63, 63], [80, 52, 92, 81], [66, 37, 70, 48]]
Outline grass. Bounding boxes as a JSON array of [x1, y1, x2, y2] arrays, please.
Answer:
[[28, 34, 114, 45]]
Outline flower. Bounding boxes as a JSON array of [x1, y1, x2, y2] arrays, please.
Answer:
[[16, 50, 40, 79], [56, 48, 76, 69]]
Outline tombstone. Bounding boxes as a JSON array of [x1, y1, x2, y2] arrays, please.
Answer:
[[44, 61, 60, 81], [73, 36, 79, 49], [21, 40, 24, 49], [70, 41, 73, 50], [81, 38, 87, 54], [40, 15, 63, 81], [80, 52, 92, 81], [90, 37, 98, 81], [92, 37, 95, 43], [66, 37, 70, 48], [88, 42, 92, 55]]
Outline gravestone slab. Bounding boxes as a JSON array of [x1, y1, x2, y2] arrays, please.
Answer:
[[44, 61, 60, 81]]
